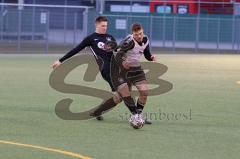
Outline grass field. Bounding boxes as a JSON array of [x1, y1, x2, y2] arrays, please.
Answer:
[[0, 54, 240, 159]]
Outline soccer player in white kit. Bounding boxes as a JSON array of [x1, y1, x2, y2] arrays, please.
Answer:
[[112, 23, 157, 127]]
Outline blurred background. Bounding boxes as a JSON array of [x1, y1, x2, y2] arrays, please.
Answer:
[[0, 0, 239, 53]]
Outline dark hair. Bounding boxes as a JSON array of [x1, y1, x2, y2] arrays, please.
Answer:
[[95, 16, 108, 23], [132, 23, 142, 32]]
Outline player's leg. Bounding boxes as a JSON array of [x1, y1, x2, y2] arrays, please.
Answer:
[[112, 91, 122, 103], [126, 66, 148, 114], [134, 79, 149, 113], [91, 91, 122, 120], [134, 80, 152, 124], [110, 56, 144, 128], [110, 58, 139, 115], [93, 71, 122, 120], [127, 66, 152, 124], [117, 82, 145, 128], [117, 82, 138, 115]]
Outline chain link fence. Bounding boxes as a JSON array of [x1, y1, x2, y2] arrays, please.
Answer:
[[0, 3, 95, 53], [0, 1, 239, 53], [105, 13, 240, 53]]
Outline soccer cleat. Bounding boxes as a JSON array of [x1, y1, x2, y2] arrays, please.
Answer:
[[144, 119, 152, 125], [96, 115, 104, 121], [89, 112, 103, 121]]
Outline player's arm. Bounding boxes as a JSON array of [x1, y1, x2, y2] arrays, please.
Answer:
[[104, 35, 118, 52], [52, 36, 91, 69], [115, 36, 134, 69], [143, 44, 157, 62]]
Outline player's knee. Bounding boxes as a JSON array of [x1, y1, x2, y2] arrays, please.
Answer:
[[114, 96, 122, 104], [113, 92, 122, 104], [139, 90, 148, 104], [117, 83, 131, 97], [140, 89, 149, 97]]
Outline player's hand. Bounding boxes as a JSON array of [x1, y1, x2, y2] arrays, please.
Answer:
[[52, 60, 61, 69], [122, 60, 130, 69], [151, 55, 157, 62]]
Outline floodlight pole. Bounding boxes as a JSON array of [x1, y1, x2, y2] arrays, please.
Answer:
[[18, 0, 24, 10], [96, 0, 105, 14]]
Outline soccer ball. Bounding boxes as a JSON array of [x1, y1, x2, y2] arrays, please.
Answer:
[[129, 114, 145, 129]]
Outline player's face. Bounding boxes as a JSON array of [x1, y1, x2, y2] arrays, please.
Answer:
[[133, 29, 144, 43], [95, 21, 108, 34]]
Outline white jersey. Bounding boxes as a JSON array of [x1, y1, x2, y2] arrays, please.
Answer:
[[125, 34, 149, 67]]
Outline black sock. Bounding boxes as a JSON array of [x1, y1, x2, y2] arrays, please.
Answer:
[[137, 99, 145, 114], [91, 97, 117, 117], [122, 96, 138, 114]]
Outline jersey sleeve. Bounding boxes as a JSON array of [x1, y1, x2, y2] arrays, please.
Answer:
[[59, 36, 92, 62], [143, 44, 153, 61], [110, 35, 116, 42], [118, 35, 135, 52], [114, 35, 134, 66]]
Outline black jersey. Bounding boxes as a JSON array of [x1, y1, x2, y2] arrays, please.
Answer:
[[59, 32, 116, 72]]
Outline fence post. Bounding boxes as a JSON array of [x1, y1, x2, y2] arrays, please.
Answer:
[[206, 15, 209, 44], [63, 0, 67, 44], [17, 9, 22, 54], [238, 18, 240, 54], [73, 12, 77, 46], [162, 13, 166, 47], [172, 16, 176, 53], [232, 15, 235, 51], [31, 0, 35, 41], [217, 17, 220, 53], [162, 1, 167, 48], [83, 8, 88, 37], [149, 14, 153, 50], [195, 13, 200, 53], [0, 9, 3, 41], [1, 2, 6, 42], [45, 11, 49, 54]]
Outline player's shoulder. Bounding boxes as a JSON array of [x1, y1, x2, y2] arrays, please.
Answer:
[[121, 34, 134, 45], [142, 35, 149, 44], [125, 34, 134, 41], [119, 34, 134, 51], [105, 33, 114, 37], [105, 34, 116, 41], [84, 33, 96, 40]]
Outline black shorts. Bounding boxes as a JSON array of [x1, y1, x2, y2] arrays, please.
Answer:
[[125, 66, 146, 84], [101, 70, 116, 92], [111, 65, 146, 90]]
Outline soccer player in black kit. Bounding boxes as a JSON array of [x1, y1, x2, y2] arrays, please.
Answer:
[[52, 16, 141, 123], [52, 16, 121, 120]]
